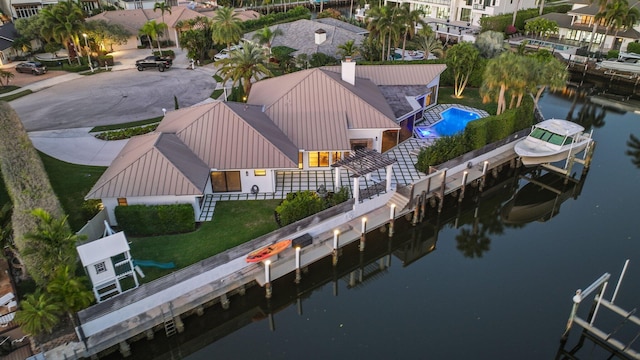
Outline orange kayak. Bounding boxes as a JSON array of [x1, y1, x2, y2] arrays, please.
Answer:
[[246, 239, 292, 263]]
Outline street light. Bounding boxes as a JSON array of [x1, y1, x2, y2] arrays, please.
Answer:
[[82, 33, 93, 73]]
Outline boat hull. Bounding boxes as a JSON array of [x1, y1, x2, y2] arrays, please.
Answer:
[[246, 240, 292, 263], [517, 141, 589, 166]]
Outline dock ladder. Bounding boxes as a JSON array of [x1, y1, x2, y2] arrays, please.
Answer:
[[162, 306, 177, 338]]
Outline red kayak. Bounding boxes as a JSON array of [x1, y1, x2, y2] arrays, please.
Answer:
[[246, 239, 292, 263]]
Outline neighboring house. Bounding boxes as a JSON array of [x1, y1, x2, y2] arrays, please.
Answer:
[[531, 1, 640, 53], [87, 7, 259, 51], [86, 62, 447, 225], [384, 0, 537, 27], [243, 18, 369, 59], [0, 22, 17, 66], [0, 0, 100, 20]]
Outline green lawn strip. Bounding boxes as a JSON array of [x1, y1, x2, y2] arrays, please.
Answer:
[[129, 200, 280, 282], [90, 116, 163, 132], [38, 152, 107, 231], [438, 87, 498, 115], [0, 90, 32, 102], [211, 89, 224, 99], [0, 86, 20, 94]]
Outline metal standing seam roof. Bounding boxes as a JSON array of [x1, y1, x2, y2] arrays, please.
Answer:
[[85, 132, 210, 199], [321, 64, 447, 86], [331, 148, 397, 177], [157, 101, 299, 169], [248, 68, 400, 151]]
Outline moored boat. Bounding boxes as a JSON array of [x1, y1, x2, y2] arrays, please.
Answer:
[[514, 119, 592, 166], [246, 239, 292, 263]]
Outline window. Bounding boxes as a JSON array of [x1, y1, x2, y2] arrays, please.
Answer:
[[211, 171, 242, 192], [298, 152, 303, 169], [94, 262, 107, 274], [254, 169, 267, 176], [117, 198, 128, 206], [309, 152, 330, 167], [331, 152, 342, 164]]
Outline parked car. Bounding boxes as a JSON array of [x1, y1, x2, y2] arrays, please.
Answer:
[[135, 56, 172, 72], [213, 44, 243, 61], [15, 61, 47, 75]]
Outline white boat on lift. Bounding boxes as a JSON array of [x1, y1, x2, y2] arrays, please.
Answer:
[[514, 119, 593, 166]]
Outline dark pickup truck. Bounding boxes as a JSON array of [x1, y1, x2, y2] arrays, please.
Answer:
[[135, 56, 172, 72]]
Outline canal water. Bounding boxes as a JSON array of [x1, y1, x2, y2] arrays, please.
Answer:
[[110, 92, 640, 359]]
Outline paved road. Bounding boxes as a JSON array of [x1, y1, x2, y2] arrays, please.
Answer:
[[12, 67, 217, 132]]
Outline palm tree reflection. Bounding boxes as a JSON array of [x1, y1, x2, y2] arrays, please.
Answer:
[[626, 134, 640, 168], [567, 98, 607, 131]]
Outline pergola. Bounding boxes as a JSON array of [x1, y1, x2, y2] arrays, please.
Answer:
[[331, 149, 397, 204]]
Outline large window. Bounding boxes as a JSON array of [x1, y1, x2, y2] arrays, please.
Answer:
[[309, 152, 330, 167], [331, 152, 342, 164], [298, 152, 303, 169], [117, 198, 128, 206], [211, 171, 241, 192]]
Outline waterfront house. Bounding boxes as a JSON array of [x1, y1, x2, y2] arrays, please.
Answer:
[[85, 61, 447, 225]]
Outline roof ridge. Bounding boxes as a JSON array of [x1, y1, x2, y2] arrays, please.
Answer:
[[260, 68, 319, 112]]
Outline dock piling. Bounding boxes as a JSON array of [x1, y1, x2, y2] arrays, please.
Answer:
[[332, 229, 339, 266], [221, 293, 230, 310], [389, 204, 395, 237], [360, 217, 367, 252], [265, 260, 272, 299], [295, 246, 302, 284]]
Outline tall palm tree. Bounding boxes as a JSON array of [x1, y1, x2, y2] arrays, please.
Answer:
[[337, 39, 360, 59], [47, 266, 94, 325], [446, 41, 479, 98], [14, 290, 61, 336], [596, 0, 640, 52], [368, 5, 400, 61], [252, 26, 283, 55], [531, 55, 567, 105], [216, 42, 273, 99], [153, 2, 172, 43], [481, 51, 519, 114], [211, 6, 242, 51], [40, 1, 85, 64], [140, 20, 167, 55], [587, 0, 612, 54], [398, 5, 425, 60]]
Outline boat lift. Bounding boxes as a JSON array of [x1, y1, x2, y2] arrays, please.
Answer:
[[540, 130, 595, 181], [558, 259, 640, 359]]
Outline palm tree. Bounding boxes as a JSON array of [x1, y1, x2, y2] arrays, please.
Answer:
[[587, 0, 612, 54], [397, 5, 425, 60], [153, 2, 172, 43], [596, 0, 640, 53], [22, 208, 80, 279], [47, 266, 94, 325], [415, 33, 443, 59], [40, 1, 85, 65], [368, 5, 401, 61], [140, 20, 167, 55], [216, 42, 273, 99], [446, 41, 479, 98], [14, 290, 61, 336], [251, 26, 283, 55], [0, 70, 14, 87], [337, 39, 360, 59], [11, 37, 32, 57], [530, 55, 567, 105], [211, 6, 242, 51], [481, 51, 519, 114]]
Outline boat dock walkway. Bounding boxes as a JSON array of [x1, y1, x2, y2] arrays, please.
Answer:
[[42, 135, 562, 359]]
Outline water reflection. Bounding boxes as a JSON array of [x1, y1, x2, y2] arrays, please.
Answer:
[[626, 133, 640, 168], [568, 97, 607, 131]]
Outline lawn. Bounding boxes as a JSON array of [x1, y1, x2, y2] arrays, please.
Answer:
[[129, 200, 281, 282], [438, 86, 498, 115], [38, 152, 107, 231]]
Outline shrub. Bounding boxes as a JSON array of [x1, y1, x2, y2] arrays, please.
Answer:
[[154, 49, 175, 59], [275, 191, 324, 226], [326, 186, 350, 207], [115, 204, 195, 236], [627, 42, 640, 54], [94, 123, 158, 140], [242, 7, 311, 32], [505, 25, 517, 35], [97, 55, 114, 66]]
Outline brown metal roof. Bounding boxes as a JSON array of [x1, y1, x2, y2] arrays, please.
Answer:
[[331, 148, 397, 177], [157, 102, 298, 169], [248, 68, 400, 151], [321, 64, 447, 86], [85, 133, 210, 199]]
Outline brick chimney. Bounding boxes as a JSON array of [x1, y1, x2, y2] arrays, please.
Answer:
[[315, 28, 327, 45], [341, 56, 356, 86]]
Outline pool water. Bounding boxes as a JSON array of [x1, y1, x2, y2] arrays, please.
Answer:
[[432, 107, 481, 136]]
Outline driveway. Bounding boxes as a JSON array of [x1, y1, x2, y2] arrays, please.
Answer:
[[11, 67, 217, 132]]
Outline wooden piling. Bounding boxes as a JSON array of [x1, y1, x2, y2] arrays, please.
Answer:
[[419, 192, 427, 222], [118, 341, 131, 357], [221, 293, 230, 310]]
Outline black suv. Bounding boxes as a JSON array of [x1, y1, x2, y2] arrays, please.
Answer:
[[15, 61, 47, 75]]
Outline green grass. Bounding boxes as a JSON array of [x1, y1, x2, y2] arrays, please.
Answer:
[[0, 86, 20, 94], [90, 116, 163, 132], [438, 87, 498, 115], [38, 152, 106, 231], [0, 90, 32, 102], [129, 200, 281, 282], [211, 89, 224, 99]]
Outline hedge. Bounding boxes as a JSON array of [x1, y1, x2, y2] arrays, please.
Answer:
[[275, 186, 350, 226], [115, 204, 195, 236], [479, 5, 572, 33], [94, 123, 158, 140], [242, 6, 311, 33], [0, 102, 67, 286]]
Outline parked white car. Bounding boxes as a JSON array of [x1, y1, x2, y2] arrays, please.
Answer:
[[213, 44, 243, 61]]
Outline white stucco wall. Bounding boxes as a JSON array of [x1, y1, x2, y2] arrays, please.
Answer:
[[348, 129, 385, 152], [241, 169, 277, 193]]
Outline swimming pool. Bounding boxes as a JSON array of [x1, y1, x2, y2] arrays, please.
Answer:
[[414, 107, 482, 139]]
